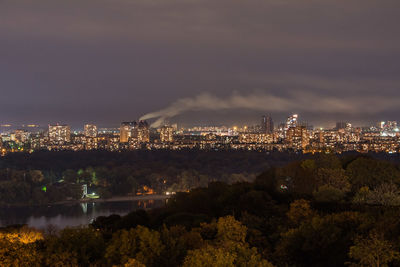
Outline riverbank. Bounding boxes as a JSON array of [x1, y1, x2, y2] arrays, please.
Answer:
[[55, 194, 170, 205], [0, 194, 171, 208], [0, 196, 168, 229]]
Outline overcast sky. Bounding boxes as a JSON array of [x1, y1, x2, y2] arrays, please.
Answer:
[[1, 0, 400, 128]]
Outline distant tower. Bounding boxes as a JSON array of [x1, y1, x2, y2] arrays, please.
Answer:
[[285, 114, 298, 130], [120, 122, 135, 143], [335, 122, 347, 130], [14, 129, 29, 143], [261, 115, 274, 134], [286, 125, 309, 150], [133, 120, 150, 143], [84, 124, 98, 138], [48, 124, 71, 144], [283, 114, 298, 138], [160, 126, 174, 143]]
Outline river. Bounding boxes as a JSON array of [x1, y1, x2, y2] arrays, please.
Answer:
[[0, 199, 166, 229]]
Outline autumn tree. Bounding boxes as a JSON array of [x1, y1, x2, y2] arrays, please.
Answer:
[[287, 199, 313, 226], [183, 216, 274, 267], [183, 246, 236, 267], [0, 227, 44, 267], [348, 231, 400, 267], [276, 212, 370, 266], [122, 258, 146, 267], [159, 225, 203, 267], [44, 227, 104, 266], [105, 226, 164, 267], [353, 183, 400, 206], [346, 158, 400, 190]]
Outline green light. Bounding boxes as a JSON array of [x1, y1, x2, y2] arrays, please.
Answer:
[[41, 186, 47, 192]]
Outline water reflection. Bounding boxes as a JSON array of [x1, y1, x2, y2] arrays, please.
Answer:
[[81, 202, 88, 214], [0, 199, 165, 229]]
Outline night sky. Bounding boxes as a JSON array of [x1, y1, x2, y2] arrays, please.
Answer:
[[1, 0, 400, 128]]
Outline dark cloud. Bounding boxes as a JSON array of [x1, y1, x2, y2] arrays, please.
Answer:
[[1, 0, 399, 128]]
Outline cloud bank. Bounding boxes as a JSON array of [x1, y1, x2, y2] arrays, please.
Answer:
[[1, 0, 400, 126], [141, 92, 400, 127]]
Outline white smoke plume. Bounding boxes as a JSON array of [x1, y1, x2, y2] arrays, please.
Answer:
[[140, 91, 400, 128]]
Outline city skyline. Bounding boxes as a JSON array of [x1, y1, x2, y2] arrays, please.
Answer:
[[1, 0, 400, 127], [4, 113, 400, 156], [2, 114, 400, 131]]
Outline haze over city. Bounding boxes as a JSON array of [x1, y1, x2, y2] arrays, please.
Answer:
[[1, 0, 400, 128]]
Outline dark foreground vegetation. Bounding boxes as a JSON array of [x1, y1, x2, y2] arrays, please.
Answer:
[[3, 152, 400, 266], [0, 150, 302, 206]]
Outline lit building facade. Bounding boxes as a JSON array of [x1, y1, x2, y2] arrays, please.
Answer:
[[238, 133, 274, 144], [285, 114, 298, 130], [13, 129, 29, 143], [160, 126, 174, 143], [120, 121, 135, 143], [48, 124, 71, 144], [132, 120, 150, 143], [84, 124, 98, 138], [285, 125, 309, 150]]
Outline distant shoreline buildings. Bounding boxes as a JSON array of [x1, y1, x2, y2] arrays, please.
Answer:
[[2, 114, 400, 155]]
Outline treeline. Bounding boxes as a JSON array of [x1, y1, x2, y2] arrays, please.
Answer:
[[0, 150, 302, 205], [3, 154, 400, 266], [0, 150, 295, 172]]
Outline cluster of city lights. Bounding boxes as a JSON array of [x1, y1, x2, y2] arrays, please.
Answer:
[[2, 115, 400, 155]]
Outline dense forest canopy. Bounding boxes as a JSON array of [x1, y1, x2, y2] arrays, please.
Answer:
[[2, 152, 400, 266]]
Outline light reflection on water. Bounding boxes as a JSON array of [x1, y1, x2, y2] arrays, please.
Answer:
[[0, 199, 165, 229]]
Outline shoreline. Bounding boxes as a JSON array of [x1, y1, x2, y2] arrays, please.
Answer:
[[0, 194, 171, 208], [78, 194, 170, 204], [49, 194, 171, 206]]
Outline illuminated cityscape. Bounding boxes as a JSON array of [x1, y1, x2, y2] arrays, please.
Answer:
[[3, 114, 400, 155], [2, 0, 400, 265], [48, 124, 71, 145], [159, 125, 174, 143], [84, 124, 98, 138]]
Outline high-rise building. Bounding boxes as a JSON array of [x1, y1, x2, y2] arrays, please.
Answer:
[[285, 125, 309, 150], [261, 115, 274, 134], [321, 130, 341, 149], [285, 114, 298, 130], [336, 122, 352, 131], [283, 114, 298, 138], [121, 120, 150, 144], [49, 124, 71, 144], [0, 139, 4, 156], [384, 121, 397, 131], [160, 126, 174, 143], [13, 129, 29, 143], [336, 122, 347, 130], [133, 120, 150, 143], [84, 124, 98, 138], [120, 122, 135, 143]]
